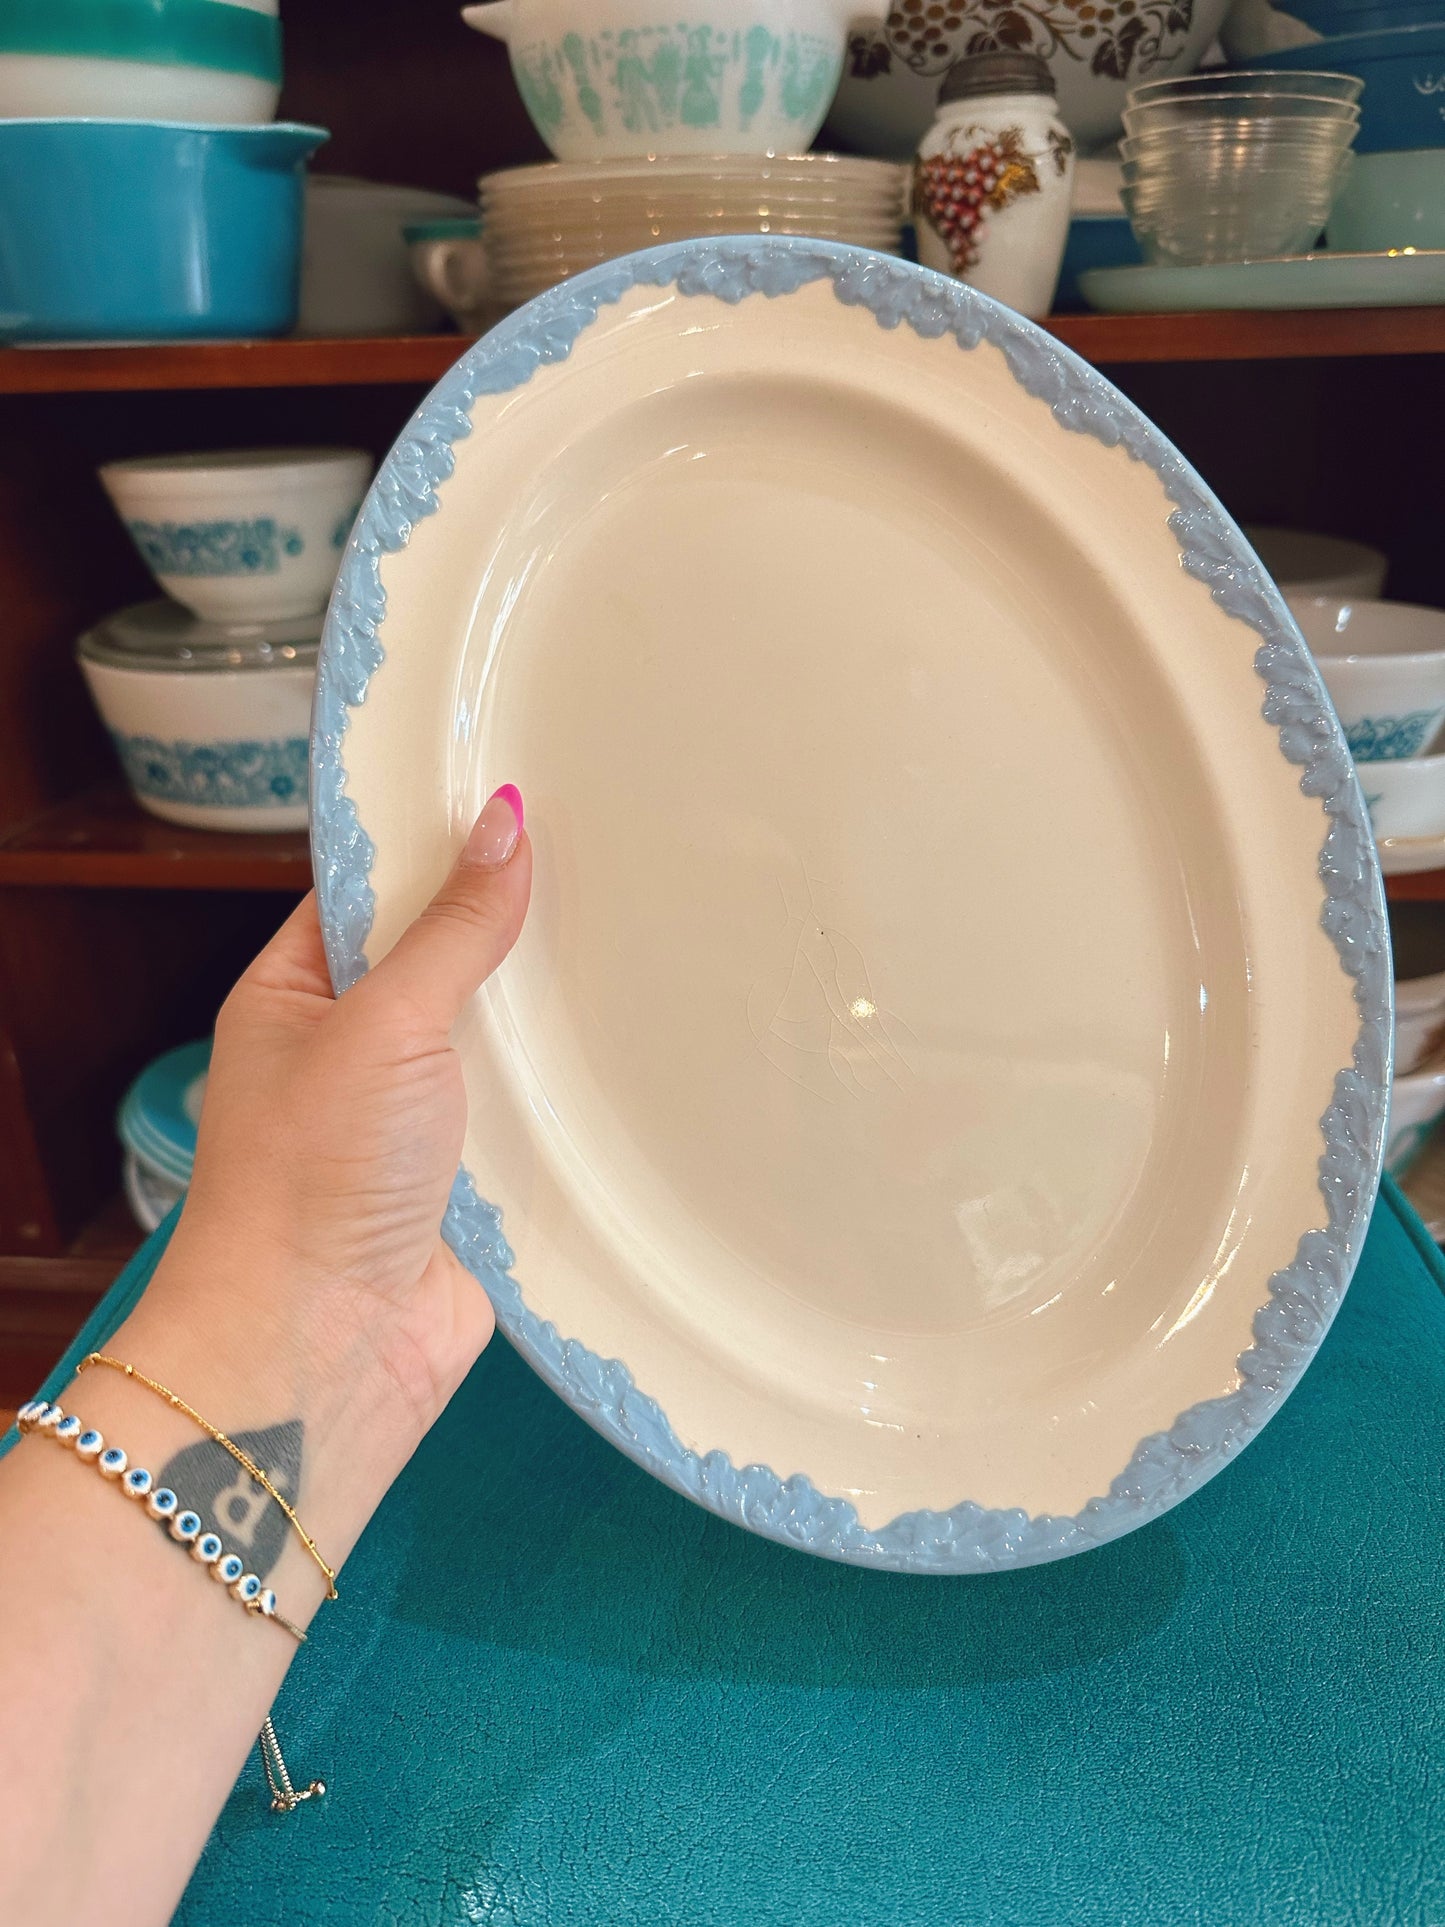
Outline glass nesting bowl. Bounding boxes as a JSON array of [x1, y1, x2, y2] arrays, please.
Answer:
[[1118, 70, 1359, 266]]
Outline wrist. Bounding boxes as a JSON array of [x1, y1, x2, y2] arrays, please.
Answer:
[[103, 1219, 427, 1580]]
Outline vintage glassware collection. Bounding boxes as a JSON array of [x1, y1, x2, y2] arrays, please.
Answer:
[[0, 1, 1437, 1529]]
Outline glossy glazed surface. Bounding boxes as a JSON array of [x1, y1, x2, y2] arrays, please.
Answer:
[[320, 242, 1383, 1556]]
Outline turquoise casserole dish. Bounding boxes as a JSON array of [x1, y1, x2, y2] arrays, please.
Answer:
[[0, 118, 327, 342]]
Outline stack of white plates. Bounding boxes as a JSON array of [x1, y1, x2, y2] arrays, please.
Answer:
[[117, 1039, 210, 1233], [481, 155, 910, 309]]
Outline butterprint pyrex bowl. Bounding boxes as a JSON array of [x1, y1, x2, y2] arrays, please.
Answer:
[[100, 447, 373, 624], [462, 0, 871, 160], [78, 600, 318, 833], [1290, 595, 1445, 762], [0, 118, 326, 342]]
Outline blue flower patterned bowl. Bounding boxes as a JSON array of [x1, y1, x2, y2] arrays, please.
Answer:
[[0, 117, 326, 341], [1289, 594, 1445, 763], [77, 600, 318, 833], [99, 447, 373, 623]]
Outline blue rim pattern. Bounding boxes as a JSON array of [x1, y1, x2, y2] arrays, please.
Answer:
[[311, 238, 1391, 1573]]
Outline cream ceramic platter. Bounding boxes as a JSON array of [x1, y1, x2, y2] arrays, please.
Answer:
[[314, 239, 1390, 1572]]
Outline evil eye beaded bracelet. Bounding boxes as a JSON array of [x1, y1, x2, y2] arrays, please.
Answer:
[[18, 1396, 305, 1634], [16, 1393, 325, 1811]]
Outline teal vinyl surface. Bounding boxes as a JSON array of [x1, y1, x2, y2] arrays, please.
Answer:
[[8, 1177, 1443, 1925]]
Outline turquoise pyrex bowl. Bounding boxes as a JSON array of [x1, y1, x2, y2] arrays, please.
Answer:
[[1245, 26, 1445, 152], [0, 118, 327, 342]]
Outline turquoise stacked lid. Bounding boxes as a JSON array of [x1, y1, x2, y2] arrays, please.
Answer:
[[0, 0, 281, 82], [117, 1038, 211, 1186]]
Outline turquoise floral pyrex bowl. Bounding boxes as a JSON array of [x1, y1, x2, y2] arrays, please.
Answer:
[[0, 118, 327, 342]]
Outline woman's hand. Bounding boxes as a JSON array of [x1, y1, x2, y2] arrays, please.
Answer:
[[177, 783, 531, 1439], [115, 783, 531, 1578]]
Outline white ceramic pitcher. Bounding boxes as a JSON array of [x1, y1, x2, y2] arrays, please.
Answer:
[[462, 0, 878, 159]]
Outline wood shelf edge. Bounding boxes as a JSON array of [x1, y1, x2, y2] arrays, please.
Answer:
[[0, 333, 472, 394], [1385, 869, 1445, 902], [0, 788, 312, 892], [0, 307, 1443, 394]]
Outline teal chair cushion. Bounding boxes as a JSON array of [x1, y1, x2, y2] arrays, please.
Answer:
[[9, 1176, 1443, 1925]]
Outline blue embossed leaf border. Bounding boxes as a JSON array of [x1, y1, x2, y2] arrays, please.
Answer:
[[311, 237, 1391, 1574]]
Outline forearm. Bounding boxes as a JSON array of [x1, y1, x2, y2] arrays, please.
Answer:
[[0, 1220, 424, 1923]]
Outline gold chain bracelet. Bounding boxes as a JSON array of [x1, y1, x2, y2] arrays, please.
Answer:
[[77, 1352, 338, 1601]]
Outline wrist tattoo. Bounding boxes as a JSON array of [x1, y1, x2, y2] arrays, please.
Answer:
[[156, 1421, 303, 1582]]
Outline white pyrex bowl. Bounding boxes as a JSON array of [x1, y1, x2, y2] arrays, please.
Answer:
[[78, 599, 317, 832]]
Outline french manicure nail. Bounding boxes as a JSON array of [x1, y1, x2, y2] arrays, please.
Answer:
[[464, 784, 524, 870]]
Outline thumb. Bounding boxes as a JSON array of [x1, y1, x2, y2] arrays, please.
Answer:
[[365, 785, 531, 1035]]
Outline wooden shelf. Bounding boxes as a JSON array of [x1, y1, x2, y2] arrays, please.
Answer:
[[1, 307, 1444, 395], [0, 788, 311, 892], [1386, 869, 1445, 902], [1048, 305, 1445, 364], [0, 1194, 138, 1402], [0, 334, 470, 394]]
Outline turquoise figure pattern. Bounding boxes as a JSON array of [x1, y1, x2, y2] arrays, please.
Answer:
[[1346, 710, 1440, 761], [114, 734, 308, 808], [510, 25, 842, 145], [128, 517, 305, 578], [513, 49, 566, 134], [680, 26, 725, 127], [615, 29, 684, 132], [781, 34, 835, 124], [561, 31, 605, 132]]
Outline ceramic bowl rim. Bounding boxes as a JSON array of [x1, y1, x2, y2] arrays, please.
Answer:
[[0, 116, 326, 137]]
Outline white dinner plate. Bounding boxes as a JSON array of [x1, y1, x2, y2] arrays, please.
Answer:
[[314, 239, 1389, 1572]]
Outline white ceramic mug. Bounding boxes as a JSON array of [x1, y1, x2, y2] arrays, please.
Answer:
[[302, 178, 478, 337], [407, 221, 497, 334]]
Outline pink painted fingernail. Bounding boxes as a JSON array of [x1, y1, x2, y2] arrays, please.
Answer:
[[464, 785, 524, 870]]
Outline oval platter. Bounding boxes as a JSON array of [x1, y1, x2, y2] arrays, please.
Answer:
[[313, 238, 1389, 1573]]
